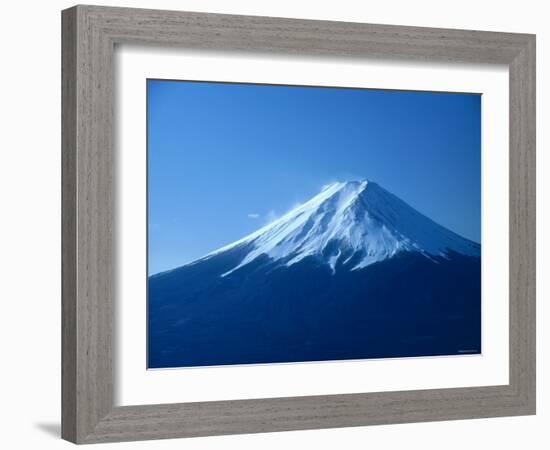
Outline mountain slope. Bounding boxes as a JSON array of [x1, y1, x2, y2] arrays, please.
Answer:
[[149, 180, 481, 368]]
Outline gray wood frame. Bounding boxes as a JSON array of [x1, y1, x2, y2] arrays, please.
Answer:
[[62, 5, 536, 444]]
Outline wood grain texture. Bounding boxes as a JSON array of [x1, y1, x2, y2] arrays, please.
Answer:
[[61, 4, 536, 444], [61, 7, 77, 443]]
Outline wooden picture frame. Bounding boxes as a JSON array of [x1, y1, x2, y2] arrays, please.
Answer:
[[62, 5, 536, 444]]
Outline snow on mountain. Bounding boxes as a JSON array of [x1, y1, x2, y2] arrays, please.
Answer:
[[191, 180, 480, 277]]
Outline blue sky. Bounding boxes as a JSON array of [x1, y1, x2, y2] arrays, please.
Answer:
[[148, 79, 481, 275]]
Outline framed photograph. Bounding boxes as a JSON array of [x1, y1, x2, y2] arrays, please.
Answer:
[[62, 5, 536, 444]]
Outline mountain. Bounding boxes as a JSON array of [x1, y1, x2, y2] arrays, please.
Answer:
[[148, 180, 481, 369], [193, 180, 480, 276]]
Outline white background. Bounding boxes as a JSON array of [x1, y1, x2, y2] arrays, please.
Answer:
[[116, 48, 509, 405], [0, 0, 547, 449]]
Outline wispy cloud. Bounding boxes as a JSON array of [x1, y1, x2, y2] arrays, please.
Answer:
[[265, 210, 278, 224], [247, 213, 260, 219], [321, 181, 340, 191]]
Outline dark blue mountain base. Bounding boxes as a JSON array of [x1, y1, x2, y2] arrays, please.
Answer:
[[148, 247, 481, 368]]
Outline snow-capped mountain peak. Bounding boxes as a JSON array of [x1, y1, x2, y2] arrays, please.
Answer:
[[195, 180, 480, 276]]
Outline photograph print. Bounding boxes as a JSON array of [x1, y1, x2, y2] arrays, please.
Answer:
[[147, 79, 481, 369]]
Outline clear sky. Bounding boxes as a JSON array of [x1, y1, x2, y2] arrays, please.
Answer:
[[148, 79, 481, 275]]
